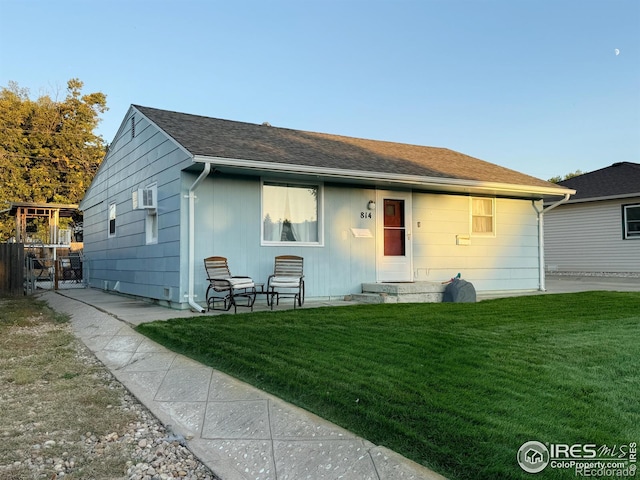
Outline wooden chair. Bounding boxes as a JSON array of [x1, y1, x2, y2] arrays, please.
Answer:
[[267, 255, 305, 309], [204, 256, 256, 313]]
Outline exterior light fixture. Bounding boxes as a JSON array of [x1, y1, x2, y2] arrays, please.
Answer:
[[367, 200, 376, 210]]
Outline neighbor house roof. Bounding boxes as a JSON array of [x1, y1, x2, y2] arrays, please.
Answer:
[[133, 105, 573, 200], [558, 162, 640, 203]]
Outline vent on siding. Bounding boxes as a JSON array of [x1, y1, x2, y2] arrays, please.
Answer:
[[131, 116, 136, 138]]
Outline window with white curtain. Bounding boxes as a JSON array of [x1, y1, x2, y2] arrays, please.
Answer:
[[471, 197, 495, 235], [262, 180, 322, 245]]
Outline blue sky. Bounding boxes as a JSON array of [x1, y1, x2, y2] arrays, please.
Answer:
[[1, 0, 638, 181]]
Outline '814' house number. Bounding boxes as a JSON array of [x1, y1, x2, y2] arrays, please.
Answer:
[[360, 211, 373, 219]]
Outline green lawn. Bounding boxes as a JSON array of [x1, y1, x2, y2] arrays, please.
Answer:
[[135, 292, 640, 480]]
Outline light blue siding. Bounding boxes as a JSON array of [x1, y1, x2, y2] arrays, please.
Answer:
[[81, 107, 545, 309], [189, 176, 378, 303], [82, 108, 191, 307], [412, 194, 541, 291]]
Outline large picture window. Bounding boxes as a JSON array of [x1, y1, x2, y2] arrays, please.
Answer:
[[623, 204, 640, 239], [262, 181, 322, 245]]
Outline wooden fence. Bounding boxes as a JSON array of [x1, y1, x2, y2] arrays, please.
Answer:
[[0, 243, 25, 296]]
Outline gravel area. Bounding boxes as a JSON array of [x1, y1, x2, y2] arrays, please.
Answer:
[[0, 316, 220, 480], [7, 403, 218, 480]]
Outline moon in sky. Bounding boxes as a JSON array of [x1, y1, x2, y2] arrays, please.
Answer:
[[615, 48, 620, 56]]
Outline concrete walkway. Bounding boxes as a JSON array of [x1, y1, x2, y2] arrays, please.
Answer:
[[41, 276, 638, 480], [42, 289, 447, 480], [478, 275, 640, 299], [545, 274, 640, 293]]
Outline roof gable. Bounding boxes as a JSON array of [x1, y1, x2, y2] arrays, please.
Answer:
[[133, 105, 569, 197], [559, 162, 640, 202]]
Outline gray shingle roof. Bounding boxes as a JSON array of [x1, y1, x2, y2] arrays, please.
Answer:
[[558, 162, 640, 201], [134, 105, 565, 192]]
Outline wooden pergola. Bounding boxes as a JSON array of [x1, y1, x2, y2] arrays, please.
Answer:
[[3, 202, 80, 246]]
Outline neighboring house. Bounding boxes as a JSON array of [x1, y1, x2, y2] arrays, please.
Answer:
[[79, 105, 574, 310], [544, 162, 640, 273]]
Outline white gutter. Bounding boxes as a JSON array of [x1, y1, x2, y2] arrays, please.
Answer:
[[193, 155, 571, 198], [186, 163, 211, 313], [534, 193, 573, 291]]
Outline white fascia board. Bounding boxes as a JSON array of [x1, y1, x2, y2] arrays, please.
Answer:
[[193, 155, 575, 198], [562, 193, 640, 204]]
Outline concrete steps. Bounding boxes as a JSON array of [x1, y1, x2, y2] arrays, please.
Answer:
[[353, 282, 448, 304]]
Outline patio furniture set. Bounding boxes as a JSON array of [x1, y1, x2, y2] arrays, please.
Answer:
[[204, 255, 305, 313]]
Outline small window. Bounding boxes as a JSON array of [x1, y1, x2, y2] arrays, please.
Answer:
[[471, 197, 495, 235], [384, 199, 406, 256], [623, 204, 640, 239], [145, 210, 158, 244], [262, 180, 322, 245], [108, 202, 116, 237]]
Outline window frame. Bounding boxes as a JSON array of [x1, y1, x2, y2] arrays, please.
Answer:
[[622, 203, 640, 239], [260, 179, 324, 247], [470, 197, 496, 237], [143, 182, 158, 245], [108, 202, 116, 238], [145, 210, 158, 244]]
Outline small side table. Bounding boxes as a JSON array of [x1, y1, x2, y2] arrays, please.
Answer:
[[254, 283, 277, 307]]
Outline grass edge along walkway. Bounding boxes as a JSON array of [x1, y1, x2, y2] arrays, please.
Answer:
[[136, 292, 640, 480]]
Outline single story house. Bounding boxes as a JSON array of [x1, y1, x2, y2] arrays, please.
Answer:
[[544, 162, 640, 273], [79, 105, 574, 311]]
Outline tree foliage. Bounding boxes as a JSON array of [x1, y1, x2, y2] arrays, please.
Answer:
[[548, 170, 583, 184], [0, 79, 107, 240]]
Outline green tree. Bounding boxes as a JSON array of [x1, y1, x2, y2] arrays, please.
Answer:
[[548, 169, 583, 183], [0, 79, 107, 240]]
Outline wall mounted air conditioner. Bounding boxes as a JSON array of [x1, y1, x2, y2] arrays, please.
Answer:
[[132, 184, 157, 210]]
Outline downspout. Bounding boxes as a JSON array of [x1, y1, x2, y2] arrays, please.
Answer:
[[187, 163, 211, 312], [534, 193, 571, 292]]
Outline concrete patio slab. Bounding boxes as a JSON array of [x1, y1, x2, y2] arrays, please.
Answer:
[[155, 367, 213, 402], [203, 400, 270, 439], [273, 439, 377, 480], [208, 371, 267, 401]]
